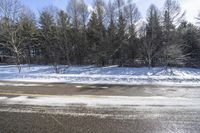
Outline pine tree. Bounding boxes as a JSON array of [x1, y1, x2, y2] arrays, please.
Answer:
[[87, 11, 100, 64], [143, 4, 162, 67], [0, 0, 199, 68], [94, 0, 107, 66], [105, 0, 117, 65], [161, 0, 186, 67], [18, 8, 37, 64], [126, 0, 141, 65], [114, 0, 128, 66], [78, 0, 89, 65], [107, 14, 117, 64], [56, 10, 72, 65], [67, 0, 86, 65], [178, 22, 200, 66], [39, 8, 59, 70]]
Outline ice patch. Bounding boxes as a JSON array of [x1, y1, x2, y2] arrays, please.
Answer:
[[76, 86, 83, 88], [1, 95, 200, 107], [0, 83, 42, 87]]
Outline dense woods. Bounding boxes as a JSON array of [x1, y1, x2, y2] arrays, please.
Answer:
[[0, 0, 200, 71]]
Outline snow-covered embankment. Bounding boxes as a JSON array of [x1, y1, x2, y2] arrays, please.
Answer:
[[0, 65, 200, 86]]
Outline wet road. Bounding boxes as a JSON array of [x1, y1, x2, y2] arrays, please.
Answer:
[[0, 82, 200, 133], [0, 82, 200, 98]]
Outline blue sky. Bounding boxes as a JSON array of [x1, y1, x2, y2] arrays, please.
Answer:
[[20, 0, 93, 13], [19, 0, 200, 24]]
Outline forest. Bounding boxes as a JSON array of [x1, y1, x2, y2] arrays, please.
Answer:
[[0, 0, 200, 71]]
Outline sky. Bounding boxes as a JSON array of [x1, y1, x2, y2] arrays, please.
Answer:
[[19, 0, 200, 24]]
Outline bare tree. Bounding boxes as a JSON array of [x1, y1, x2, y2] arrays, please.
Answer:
[[92, 0, 107, 66], [67, 0, 84, 65], [142, 5, 162, 68], [79, 0, 89, 29], [126, 0, 141, 26], [56, 10, 72, 65], [113, 0, 129, 66], [105, 0, 117, 64], [196, 12, 200, 25], [67, 0, 80, 30], [0, 0, 25, 73], [79, 0, 90, 64], [106, 0, 116, 24], [0, 0, 22, 22], [162, 0, 186, 67], [126, 0, 141, 63], [94, 0, 106, 36], [114, 0, 125, 17], [39, 7, 62, 73], [19, 7, 37, 65], [163, 0, 185, 26]]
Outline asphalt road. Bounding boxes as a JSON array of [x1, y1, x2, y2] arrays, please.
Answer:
[[0, 82, 200, 133], [0, 82, 199, 98]]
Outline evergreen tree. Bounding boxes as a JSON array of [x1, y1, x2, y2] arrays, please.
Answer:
[[0, 0, 199, 68], [114, 0, 128, 66], [143, 4, 162, 67], [107, 18, 117, 64], [39, 8, 59, 70], [18, 8, 37, 64], [178, 22, 200, 66], [94, 0, 107, 66], [56, 10, 72, 65], [67, 0, 84, 65], [87, 11, 100, 64], [126, 0, 141, 65], [162, 0, 186, 66]]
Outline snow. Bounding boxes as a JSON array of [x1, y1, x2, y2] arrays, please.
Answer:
[[1, 95, 200, 107], [1, 95, 199, 120], [0, 65, 200, 85], [0, 83, 42, 87]]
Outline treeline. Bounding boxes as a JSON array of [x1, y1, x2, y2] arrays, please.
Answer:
[[0, 0, 200, 71]]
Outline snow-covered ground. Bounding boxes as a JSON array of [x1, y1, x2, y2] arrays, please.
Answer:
[[0, 65, 200, 85]]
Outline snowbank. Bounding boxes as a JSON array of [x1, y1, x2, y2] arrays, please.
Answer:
[[0, 65, 200, 85]]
